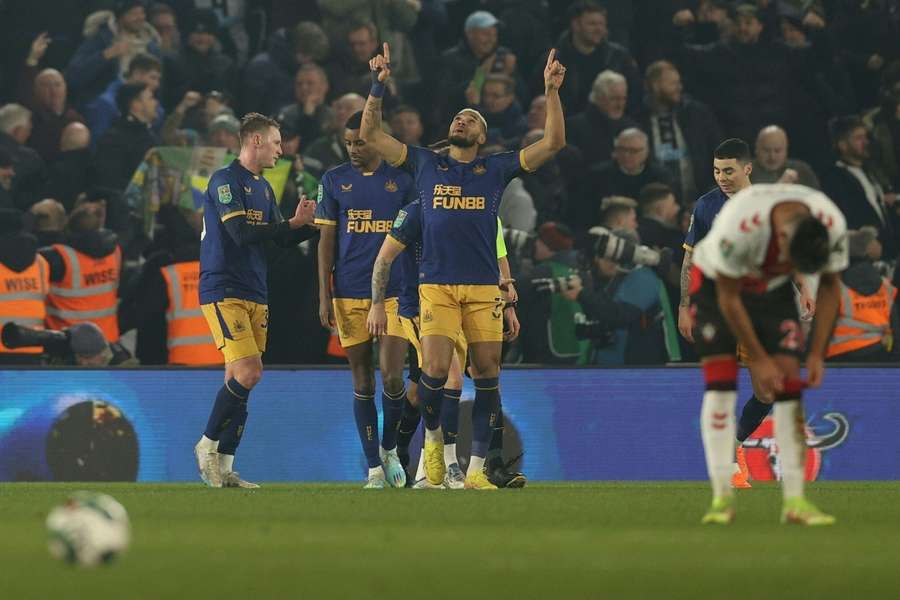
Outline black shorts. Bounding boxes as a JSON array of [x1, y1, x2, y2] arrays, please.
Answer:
[[691, 275, 803, 359]]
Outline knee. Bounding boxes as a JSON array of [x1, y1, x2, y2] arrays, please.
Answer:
[[233, 364, 262, 389], [353, 372, 375, 396], [445, 371, 462, 389], [421, 360, 449, 380], [383, 374, 405, 395]]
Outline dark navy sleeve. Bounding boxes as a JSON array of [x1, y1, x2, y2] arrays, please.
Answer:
[[208, 170, 247, 224], [389, 200, 422, 247], [488, 151, 527, 185], [392, 145, 431, 178], [314, 172, 339, 226], [683, 200, 708, 250]]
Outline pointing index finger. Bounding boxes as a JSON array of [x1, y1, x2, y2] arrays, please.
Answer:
[[546, 48, 556, 68], [383, 42, 391, 62]]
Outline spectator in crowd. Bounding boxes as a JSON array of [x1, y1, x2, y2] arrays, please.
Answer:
[[864, 83, 900, 191], [276, 64, 333, 152], [83, 52, 163, 142], [519, 129, 573, 226], [43, 123, 92, 212], [0, 104, 46, 211], [28, 199, 68, 247], [637, 182, 683, 260], [388, 105, 424, 146], [500, 172, 537, 233], [821, 116, 897, 265], [638, 60, 722, 203], [675, 3, 794, 146], [148, 2, 180, 53], [598, 196, 638, 233], [66, 1, 162, 107], [306, 93, 365, 172], [0, 208, 49, 365], [241, 21, 330, 115], [94, 82, 160, 202], [329, 20, 398, 103], [437, 10, 519, 123], [751, 125, 820, 188], [578, 129, 674, 226], [41, 201, 122, 345], [69, 322, 119, 366], [526, 94, 546, 131], [206, 114, 241, 154], [16, 33, 86, 164], [477, 74, 527, 148], [118, 204, 219, 365], [514, 221, 586, 364], [317, 0, 421, 86], [160, 9, 237, 111], [534, 1, 641, 116], [0, 151, 15, 210], [566, 70, 636, 167], [826, 226, 898, 363]]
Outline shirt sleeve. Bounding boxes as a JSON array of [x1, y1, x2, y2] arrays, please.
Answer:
[[683, 202, 707, 250], [496, 217, 507, 259], [313, 175, 338, 226], [489, 151, 526, 185], [392, 144, 428, 176], [389, 200, 422, 247], [208, 171, 247, 223]]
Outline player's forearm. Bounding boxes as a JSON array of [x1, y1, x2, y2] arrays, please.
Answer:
[[498, 256, 512, 281], [317, 228, 336, 300], [371, 257, 392, 304], [808, 273, 840, 357], [224, 218, 290, 247], [679, 250, 693, 307], [274, 225, 319, 248], [360, 94, 383, 144], [542, 88, 565, 152]]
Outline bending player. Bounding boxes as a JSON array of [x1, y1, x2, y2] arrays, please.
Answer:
[[315, 111, 414, 489], [195, 113, 318, 488], [689, 184, 846, 525], [360, 42, 554, 488]]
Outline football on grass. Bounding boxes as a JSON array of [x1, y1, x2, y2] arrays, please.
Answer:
[[46, 492, 130, 566]]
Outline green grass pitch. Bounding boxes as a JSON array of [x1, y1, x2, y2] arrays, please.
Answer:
[[2, 482, 899, 599]]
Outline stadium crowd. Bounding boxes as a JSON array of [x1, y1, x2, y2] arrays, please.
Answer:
[[0, 0, 899, 366]]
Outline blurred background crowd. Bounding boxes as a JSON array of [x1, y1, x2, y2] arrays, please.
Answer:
[[0, 0, 898, 366]]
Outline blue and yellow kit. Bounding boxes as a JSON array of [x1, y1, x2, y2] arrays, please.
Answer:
[[390, 145, 527, 342], [199, 159, 282, 362], [315, 161, 414, 347], [683, 187, 728, 251]]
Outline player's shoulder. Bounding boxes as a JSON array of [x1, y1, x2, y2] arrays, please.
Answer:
[[695, 186, 726, 209], [209, 163, 238, 187], [383, 162, 414, 184], [322, 162, 354, 182]]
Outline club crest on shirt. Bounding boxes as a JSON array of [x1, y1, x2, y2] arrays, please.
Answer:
[[341, 183, 353, 192], [244, 186, 252, 194], [217, 184, 232, 204], [384, 179, 398, 192], [473, 164, 487, 176], [437, 164, 449, 171]]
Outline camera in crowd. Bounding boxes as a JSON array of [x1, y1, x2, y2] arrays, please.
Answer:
[[573, 312, 616, 344], [588, 226, 672, 272], [1, 322, 114, 366]]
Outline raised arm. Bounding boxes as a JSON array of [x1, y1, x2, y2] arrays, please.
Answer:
[[361, 42, 407, 166], [520, 49, 567, 172]]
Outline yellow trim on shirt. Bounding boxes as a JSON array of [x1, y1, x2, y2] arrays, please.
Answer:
[[519, 149, 535, 173], [314, 218, 337, 226], [221, 210, 246, 222], [390, 144, 409, 167], [682, 243, 693, 251]]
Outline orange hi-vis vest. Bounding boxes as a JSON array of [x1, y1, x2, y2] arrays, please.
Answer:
[[0, 255, 50, 354], [45, 244, 121, 342], [827, 279, 896, 358], [161, 261, 222, 365]]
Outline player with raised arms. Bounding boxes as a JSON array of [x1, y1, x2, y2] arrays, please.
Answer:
[[315, 111, 415, 489], [688, 183, 847, 525], [194, 113, 318, 488], [360, 42, 564, 488]]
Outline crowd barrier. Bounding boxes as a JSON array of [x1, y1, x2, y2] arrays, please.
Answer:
[[0, 367, 896, 482]]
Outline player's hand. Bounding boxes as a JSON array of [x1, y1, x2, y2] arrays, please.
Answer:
[[503, 306, 520, 341], [367, 302, 388, 336], [806, 353, 825, 388], [543, 49, 566, 92], [27, 32, 51, 66], [290, 194, 316, 228], [319, 296, 335, 328], [369, 42, 392, 82], [678, 305, 694, 342], [752, 356, 785, 398]]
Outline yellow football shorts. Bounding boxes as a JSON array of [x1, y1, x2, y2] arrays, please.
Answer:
[[419, 284, 504, 343], [399, 315, 468, 368], [333, 297, 404, 347], [201, 298, 268, 363]]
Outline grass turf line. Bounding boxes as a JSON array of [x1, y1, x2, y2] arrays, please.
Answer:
[[1, 482, 898, 599]]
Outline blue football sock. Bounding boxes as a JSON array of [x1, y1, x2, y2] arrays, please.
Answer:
[[471, 378, 500, 459], [381, 388, 405, 452], [354, 392, 381, 468], [203, 378, 249, 441], [418, 373, 447, 431], [217, 403, 248, 455], [441, 388, 462, 445], [736, 395, 771, 442]]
